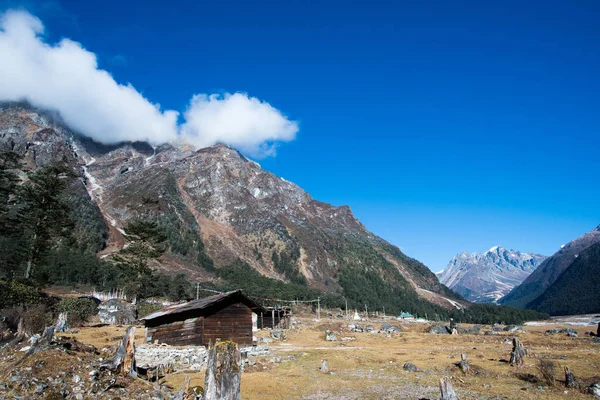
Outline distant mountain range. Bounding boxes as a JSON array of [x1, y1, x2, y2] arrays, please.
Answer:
[[437, 246, 546, 303], [500, 225, 600, 315]]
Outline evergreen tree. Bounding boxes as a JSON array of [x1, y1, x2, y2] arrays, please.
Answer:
[[0, 151, 26, 278], [17, 162, 74, 280]]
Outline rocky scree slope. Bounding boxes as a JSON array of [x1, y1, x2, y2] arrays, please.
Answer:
[[0, 103, 462, 309], [438, 246, 546, 303]]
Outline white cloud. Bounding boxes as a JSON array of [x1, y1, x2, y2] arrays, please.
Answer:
[[181, 93, 298, 157], [0, 10, 298, 157]]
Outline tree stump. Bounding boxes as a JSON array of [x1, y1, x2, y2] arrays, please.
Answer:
[[54, 313, 68, 333], [172, 375, 191, 400], [509, 338, 527, 366], [439, 376, 458, 400], [6, 318, 26, 347], [101, 326, 137, 377], [457, 353, 470, 373], [203, 341, 241, 400], [39, 326, 55, 346], [564, 367, 576, 388]]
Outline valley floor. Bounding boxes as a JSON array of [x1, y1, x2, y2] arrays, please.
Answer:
[[1, 315, 599, 399]]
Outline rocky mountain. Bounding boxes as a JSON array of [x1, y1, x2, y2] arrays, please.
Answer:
[[437, 246, 546, 303], [0, 102, 463, 311], [526, 242, 600, 316], [499, 225, 600, 309]]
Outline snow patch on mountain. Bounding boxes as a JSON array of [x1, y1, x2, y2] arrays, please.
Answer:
[[438, 246, 547, 303]]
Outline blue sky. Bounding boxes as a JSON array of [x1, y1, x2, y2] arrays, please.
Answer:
[[3, 0, 600, 271]]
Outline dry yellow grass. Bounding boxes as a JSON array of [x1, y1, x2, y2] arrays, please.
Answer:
[[55, 318, 600, 399]]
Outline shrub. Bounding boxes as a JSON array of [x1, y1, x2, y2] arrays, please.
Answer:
[[538, 360, 556, 387], [1, 304, 53, 335], [56, 297, 98, 327], [137, 302, 163, 318], [22, 304, 53, 334], [0, 280, 43, 309]]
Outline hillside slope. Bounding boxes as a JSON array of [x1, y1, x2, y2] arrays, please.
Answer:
[[500, 225, 600, 309], [0, 102, 463, 312], [526, 243, 600, 315], [438, 246, 546, 303]]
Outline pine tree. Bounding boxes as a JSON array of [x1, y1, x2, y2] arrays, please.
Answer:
[[0, 150, 26, 278], [18, 162, 74, 280]]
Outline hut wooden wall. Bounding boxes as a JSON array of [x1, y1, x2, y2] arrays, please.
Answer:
[[146, 317, 204, 346], [203, 302, 252, 345], [145, 301, 253, 346]]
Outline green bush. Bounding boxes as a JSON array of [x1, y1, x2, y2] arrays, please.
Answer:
[[137, 302, 164, 318], [56, 297, 98, 327], [0, 280, 43, 309]]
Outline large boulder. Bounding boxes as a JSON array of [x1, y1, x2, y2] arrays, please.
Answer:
[[503, 325, 524, 333], [381, 323, 403, 333], [325, 330, 337, 341], [428, 325, 450, 335], [98, 299, 136, 325]]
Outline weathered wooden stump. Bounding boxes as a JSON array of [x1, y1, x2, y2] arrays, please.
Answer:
[[439, 376, 458, 400], [509, 337, 527, 366], [203, 341, 241, 400], [457, 353, 470, 373], [102, 326, 137, 377], [564, 367, 576, 388], [172, 375, 191, 400], [6, 318, 26, 347], [55, 312, 68, 333]]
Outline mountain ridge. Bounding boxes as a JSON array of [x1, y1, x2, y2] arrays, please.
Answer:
[[438, 246, 546, 303], [0, 102, 463, 312], [499, 225, 600, 309]]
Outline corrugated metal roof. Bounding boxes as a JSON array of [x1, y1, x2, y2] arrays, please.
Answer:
[[140, 290, 265, 321]]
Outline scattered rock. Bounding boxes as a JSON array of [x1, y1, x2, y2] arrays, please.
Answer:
[[403, 362, 421, 372], [589, 382, 600, 398], [560, 328, 577, 335], [270, 329, 285, 340], [381, 323, 402, 333], [503, 325, 524, 333], [325, 330, 337, 341]]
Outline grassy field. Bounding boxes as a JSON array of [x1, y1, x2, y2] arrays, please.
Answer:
[[69, 316, 600, 399]]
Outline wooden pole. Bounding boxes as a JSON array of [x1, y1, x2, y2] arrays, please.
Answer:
[[317, 297, 321, 320], [345, 298, 348, 320], [196, 283, 199, 300], [365, 304, 368, 321], [271, 309, 275, 329]]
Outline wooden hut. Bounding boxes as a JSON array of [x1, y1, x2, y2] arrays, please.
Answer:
[[259, 306, 292, 329], [141, 290, 265, 346]]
